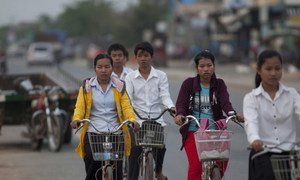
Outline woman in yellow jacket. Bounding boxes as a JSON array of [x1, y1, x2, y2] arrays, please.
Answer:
[[70, 53, 138, 180]]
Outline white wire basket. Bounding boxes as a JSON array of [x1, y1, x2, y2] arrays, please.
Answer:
[[194, 130, 232, 160], [87, 131, 126, 161], [135, 121, 166, 148], [271, 152, 300, 180]]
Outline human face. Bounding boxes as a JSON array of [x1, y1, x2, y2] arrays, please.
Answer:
[[136, 50, 152, 69], [95, 58, 113, 83], [258, 56, 282, 88], [110, 50, 126, 68], [196, 58, 215, 82]]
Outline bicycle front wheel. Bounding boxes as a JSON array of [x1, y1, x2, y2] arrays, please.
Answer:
[[210, 165, 221, 180], [145, 152, 154, 180], [103, 164, 113, 180]]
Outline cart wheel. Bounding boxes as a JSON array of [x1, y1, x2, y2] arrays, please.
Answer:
[[47, 114, 64, 152], [31, 138, 43, 151]]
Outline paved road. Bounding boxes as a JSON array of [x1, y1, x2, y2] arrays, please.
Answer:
[[1, 58, 299, 180]]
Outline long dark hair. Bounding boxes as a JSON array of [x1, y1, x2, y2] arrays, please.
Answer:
[[255, 50, 282, 88]]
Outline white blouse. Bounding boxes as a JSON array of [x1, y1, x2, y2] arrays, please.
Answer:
[[243, 83, 300, 151]]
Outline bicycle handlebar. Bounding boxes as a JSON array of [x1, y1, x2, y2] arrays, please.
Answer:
[[180, 111, 242, 128], [133, 108, 175, 121], [250, 142, 300, 160], [75, 119, 134, 134]]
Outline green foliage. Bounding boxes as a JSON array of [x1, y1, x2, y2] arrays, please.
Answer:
[[55, 0, 116, 39], [1, 0, 169, 48]]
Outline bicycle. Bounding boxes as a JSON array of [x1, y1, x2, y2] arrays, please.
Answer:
[[251, 142, 300, 180], [76, 119, 134, 180], [133, 107, 175, 180], [181, 111, 242, 180]]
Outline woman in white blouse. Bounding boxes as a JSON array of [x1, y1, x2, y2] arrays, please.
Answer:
[[243, 49, 300, 180]]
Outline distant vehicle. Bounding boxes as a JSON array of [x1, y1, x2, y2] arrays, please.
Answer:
[[7, 43, 27, 58], [27, 42, 55, 65]]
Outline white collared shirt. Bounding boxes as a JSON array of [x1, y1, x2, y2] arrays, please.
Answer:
[[243, 83, 300, 151], [125, 66, 174, 124], [88, 78, 119, 132], [112, 66, 133, 81]]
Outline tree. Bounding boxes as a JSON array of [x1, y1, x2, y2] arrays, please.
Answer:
[[55, 0, 116, 41]]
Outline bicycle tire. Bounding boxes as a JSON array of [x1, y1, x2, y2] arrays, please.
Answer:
[[210, 165, 221, 180], [145, 152, 154, 180], [103, 164, 113, 180]]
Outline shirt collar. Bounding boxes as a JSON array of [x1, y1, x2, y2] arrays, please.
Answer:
[[111, 67, 131, 78], [254, 82, 289, 96], [91, 78, 116, 89], [134, 66, 158, 79]]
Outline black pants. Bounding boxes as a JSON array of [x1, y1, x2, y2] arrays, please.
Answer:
[[249, 149, 291, 180], [83, 133, 123, 180], [128, 143, 166, 180]]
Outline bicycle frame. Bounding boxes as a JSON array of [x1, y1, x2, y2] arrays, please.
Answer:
[[182, 111, 241, 180], [76, 119, 133, 180], [133, 107, 174, 180]]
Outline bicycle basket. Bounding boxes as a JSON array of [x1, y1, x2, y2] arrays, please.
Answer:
[[87, 131, 126, 161], [194, 130, 232, 160], [135, 121, 166, 148], [270, 153, 300, 180]]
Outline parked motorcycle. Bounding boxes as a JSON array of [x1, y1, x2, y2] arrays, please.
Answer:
[[29, 85, 69, 152]]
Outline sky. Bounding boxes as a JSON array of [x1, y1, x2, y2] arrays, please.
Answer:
[[0, 0, 137, 27]]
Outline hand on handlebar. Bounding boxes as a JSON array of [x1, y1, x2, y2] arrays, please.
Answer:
[[236, 113, 244, 123], [70, 120, 83, 129], [250, 139, 264, 152], [174, 115, 185, 126], [132, 121, 139, 133]]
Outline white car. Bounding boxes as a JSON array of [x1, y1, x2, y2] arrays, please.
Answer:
[[27, 42, 55, 65]]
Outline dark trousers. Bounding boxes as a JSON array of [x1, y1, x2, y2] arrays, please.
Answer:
[[83, 133, 123, 180], [128, 144, 166, 180]]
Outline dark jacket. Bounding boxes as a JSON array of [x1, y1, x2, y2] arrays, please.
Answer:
[[176, 73, 235, 150]]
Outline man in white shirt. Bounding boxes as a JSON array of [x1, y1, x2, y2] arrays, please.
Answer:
[[125, 41, 175, 180], [108, 43, 133, 81]]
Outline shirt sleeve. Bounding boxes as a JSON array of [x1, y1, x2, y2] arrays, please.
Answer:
[[243, 92, 260, 144], [292, 88, 300, 121], [124, 75, 133, 101], [159, 73, 174, 109]]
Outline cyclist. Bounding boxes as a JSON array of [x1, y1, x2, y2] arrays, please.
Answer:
[[174, 50, 244, 180], [70, 53, 139, 180], [243, 50, 300, 180], [107, 43, 133, 81], [125, 41, 175, 180]]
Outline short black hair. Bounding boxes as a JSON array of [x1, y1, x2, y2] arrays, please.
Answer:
[[94, 53, 113, 68], [134, 41, 153, 56], [107, 43, 128, 57], [194, 50, 215, 66]]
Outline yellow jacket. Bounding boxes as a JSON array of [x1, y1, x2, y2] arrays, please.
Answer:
[[72, 85, 135, 159]]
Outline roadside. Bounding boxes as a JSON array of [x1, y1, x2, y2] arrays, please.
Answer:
[[67, 58, 300, 92]]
